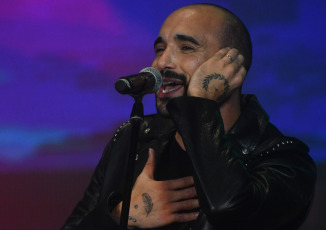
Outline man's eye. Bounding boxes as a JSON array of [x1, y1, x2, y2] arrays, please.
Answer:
[[154, 47, 165, 54], [181, 45, 194, 51]]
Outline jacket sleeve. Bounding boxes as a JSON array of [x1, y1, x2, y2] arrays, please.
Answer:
[[60, 140, 121, 230], [166, 96, 316, 229]]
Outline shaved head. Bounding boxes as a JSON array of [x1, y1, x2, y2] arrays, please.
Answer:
[[175, 4, 252, 71]]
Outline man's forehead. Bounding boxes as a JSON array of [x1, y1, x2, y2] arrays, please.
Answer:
[[156, 6, 224, 45], [162, 6, 224, 30]]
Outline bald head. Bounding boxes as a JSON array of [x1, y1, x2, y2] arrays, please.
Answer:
[[167, 4, 252, 71]]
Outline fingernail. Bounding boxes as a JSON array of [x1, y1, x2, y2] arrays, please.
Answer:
[[226, 47, 232, 51]]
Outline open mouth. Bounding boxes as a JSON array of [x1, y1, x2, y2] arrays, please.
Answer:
[[162, 81, 181, 93], [158, 77, 185, 97]]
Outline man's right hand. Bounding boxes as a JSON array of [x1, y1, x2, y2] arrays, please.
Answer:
[[111, 148, 199, 229]]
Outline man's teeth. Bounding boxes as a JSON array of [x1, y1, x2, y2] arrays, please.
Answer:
[[163, 81, 176, 86], [162, 87, 177, 93]]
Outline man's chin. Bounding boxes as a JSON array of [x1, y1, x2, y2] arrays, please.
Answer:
[[156, 97, 171, 118]]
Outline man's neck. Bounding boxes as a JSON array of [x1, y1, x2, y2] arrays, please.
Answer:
[[220, 91, 241, 133]]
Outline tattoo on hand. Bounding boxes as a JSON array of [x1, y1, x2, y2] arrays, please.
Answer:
[[202, 73, 230, 101], [142, 193, 153, 216]]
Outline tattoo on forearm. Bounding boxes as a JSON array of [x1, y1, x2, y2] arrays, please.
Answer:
[[142, 193, 153, 216], [202, 73, 230, 101]]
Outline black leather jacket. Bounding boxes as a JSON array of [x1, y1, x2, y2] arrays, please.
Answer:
[[61, 95, 316, 230]]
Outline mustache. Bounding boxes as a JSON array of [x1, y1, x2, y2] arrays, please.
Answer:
[[160, 70, 187, 85]]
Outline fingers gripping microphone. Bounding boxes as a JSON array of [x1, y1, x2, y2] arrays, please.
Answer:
[[115, 67, 162, 95]]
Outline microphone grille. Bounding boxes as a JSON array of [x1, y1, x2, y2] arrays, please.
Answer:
[[140, 67, 162, 92]]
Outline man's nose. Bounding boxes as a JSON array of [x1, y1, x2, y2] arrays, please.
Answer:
[[156, 47, 176, 70]]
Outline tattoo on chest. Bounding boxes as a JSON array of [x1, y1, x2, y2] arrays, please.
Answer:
[[128, 216, 137, 222], [203, 73, 230, 101], [142, 193, 153, 216]]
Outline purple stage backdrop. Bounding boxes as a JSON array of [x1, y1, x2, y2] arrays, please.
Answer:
[[0, 0, 325, 229]]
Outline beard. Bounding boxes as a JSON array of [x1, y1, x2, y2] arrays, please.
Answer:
[[155, 70, 187, 117], [155, 96, 171, 117]]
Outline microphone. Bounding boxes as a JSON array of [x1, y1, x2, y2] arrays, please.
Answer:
[[115, 67, 162, 95]]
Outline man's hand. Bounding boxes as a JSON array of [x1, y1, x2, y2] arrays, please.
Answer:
[[111, 148, 199, 229], [187, 47, 247, 102]]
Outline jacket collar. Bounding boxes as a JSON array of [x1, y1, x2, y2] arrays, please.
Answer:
[[139, 113, 175, 140], [139, 94, 269, 154]]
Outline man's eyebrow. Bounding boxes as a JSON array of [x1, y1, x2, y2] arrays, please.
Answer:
[[154, 34, 200, 47], [175, 34, 200, 46], [154, 37, 163, 47]]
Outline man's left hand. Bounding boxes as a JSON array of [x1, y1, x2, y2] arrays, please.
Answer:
[[187, 47, 246, 102]]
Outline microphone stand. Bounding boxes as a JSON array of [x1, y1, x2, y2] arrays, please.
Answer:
[[120, 95, 144, 230]]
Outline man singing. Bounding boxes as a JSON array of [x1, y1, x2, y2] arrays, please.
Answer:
[[62, 3, 316, 230]]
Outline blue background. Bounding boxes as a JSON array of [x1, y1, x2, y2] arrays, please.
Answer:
[[0, 0, 325, 229]]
